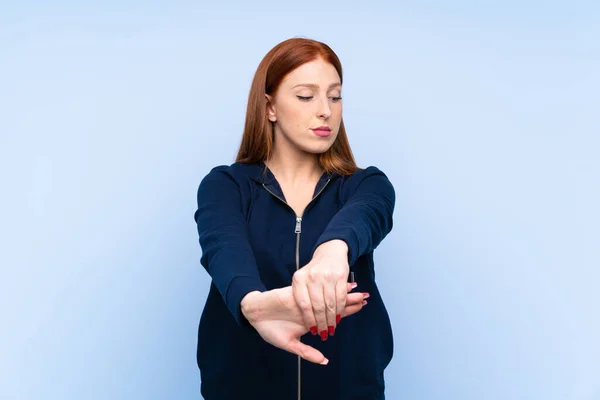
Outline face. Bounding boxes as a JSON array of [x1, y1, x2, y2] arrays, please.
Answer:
[[266, 57, 343, 155]]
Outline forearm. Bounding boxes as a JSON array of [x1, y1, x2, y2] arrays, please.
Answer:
[[311, 167, 395, 266]]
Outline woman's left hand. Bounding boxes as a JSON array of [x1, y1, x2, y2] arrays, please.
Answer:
[[292, 239, 353, 341]]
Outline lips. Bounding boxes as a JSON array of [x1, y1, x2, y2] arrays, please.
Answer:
[[312, 127, 332, 137]]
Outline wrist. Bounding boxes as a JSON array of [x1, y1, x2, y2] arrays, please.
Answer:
[[314, 239, 348, 257], [241, 290, 263, 323]]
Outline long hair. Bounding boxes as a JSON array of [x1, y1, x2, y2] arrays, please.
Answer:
[[235, 37, 360, 175]]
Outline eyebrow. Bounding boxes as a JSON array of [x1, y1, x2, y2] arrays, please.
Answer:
[[292, 82, 342, 89]]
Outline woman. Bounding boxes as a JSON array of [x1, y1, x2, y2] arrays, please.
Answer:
[[194, 37, 395, 400]]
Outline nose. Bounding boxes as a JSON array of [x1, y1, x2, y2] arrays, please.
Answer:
[[318, 96, 332, 119]]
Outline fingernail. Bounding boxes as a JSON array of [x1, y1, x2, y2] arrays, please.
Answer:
[[320, 358, 329, 365], [310, 326, 318, 335], [328, 325, 335, 336], [362, 292, 370, 299], [362, 300, 368, 305], [351, 282, 358, 289], [320, 330, 328, 341], [336, 314, 341, 324]]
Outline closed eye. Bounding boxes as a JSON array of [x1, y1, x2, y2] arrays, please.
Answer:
[[296, 95, 342, 102]]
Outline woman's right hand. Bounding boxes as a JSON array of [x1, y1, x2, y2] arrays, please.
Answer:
[[241, 283, 367, 365]]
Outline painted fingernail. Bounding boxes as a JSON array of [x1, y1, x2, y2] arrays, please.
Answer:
[[362, 292, 370, 299], [320, 330, 328, 341], [328, 325, 335, 336], [336, 314, 341, 324], [310, 326, 318, 335]]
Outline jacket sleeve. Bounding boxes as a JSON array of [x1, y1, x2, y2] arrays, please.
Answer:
[[311, 166, 396, 266], [194, 166, 266, 327]]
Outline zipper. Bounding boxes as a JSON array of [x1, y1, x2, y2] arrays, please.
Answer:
[[295, 215, 302, 400], [262, 178, 331, 400]]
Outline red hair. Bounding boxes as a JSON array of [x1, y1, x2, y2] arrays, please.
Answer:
[[235, 37, 360, 175]]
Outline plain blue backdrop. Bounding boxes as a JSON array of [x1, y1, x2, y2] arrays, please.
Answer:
[[1, 1, 599, 399]]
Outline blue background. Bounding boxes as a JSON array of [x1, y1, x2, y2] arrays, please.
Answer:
[[1, 1, 599, 399]]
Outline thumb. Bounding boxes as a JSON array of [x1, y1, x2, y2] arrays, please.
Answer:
[[287, 339, 329, 366]]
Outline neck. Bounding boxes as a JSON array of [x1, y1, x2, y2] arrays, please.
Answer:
[[266, 135, 323, 185]]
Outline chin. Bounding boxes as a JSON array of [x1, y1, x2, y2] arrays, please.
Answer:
[[291, 134, 336, 154], [302, 143, 334, 154]]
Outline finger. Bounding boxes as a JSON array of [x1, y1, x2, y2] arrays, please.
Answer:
[[343, 293, 369, 317], [343, 300, 366, 317], [323, 279, 338, 337], [287, 339, 329, 365], [346, 282, 358, 292], [292, 274, 318, 336], [307, 282, 328, 341], [345, 292, 366, 306], [334, 280, 348, 330]]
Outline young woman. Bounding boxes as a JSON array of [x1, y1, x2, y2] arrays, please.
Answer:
[[194, 37, 396, 400]]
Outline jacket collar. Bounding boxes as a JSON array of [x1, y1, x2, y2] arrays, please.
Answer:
[[245, 161, 338, 185], [242, 161, 338, 201]]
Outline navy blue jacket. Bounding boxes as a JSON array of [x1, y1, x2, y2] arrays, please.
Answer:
[[194, 161, 395, 400]]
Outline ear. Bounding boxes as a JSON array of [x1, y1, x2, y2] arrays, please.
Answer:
[[265, 94, 277, 122]]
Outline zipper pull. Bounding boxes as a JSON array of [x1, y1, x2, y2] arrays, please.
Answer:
[[295, 217, 302, 233]]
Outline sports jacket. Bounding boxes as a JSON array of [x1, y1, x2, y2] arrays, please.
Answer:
[[194, 161, 395, 399]]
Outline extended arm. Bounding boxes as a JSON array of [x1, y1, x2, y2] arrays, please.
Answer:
[[311, 166, 395, 266], [194, 166, 266, 327]]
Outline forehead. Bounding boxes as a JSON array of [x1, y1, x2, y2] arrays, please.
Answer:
[[281, 58, 341, 88]]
